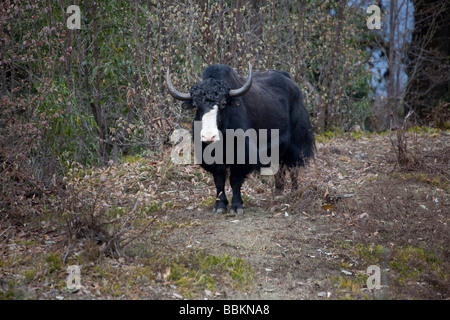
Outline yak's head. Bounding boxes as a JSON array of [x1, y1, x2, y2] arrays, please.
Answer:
[[166, 63, 252, 143]]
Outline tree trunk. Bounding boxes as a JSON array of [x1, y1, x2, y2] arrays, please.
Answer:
[[386, 0, 398, 126], [317, 0, 346, 131]]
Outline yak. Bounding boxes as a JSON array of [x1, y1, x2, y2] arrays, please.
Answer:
[[167, 63, 315, 214]]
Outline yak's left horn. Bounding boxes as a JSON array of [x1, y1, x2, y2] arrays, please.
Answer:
[[166, 68, 192, 101]]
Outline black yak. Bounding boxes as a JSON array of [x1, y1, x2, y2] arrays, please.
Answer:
[[167, 63, 315, 214]]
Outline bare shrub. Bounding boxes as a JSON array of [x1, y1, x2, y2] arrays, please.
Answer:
[[389, 110, 417, 167]]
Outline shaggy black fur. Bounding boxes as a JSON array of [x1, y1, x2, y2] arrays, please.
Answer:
[[180, 64, 315, 214]]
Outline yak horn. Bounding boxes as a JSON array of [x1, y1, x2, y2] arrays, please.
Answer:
[[166, 68, 192, 101], [229, 62, 253, 97]]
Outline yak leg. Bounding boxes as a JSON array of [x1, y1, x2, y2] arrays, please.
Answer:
[[274, 164, 286, 195], [212, 166, 228, 214], [229, 169, 246, 215], [290, 166, 300, 191]]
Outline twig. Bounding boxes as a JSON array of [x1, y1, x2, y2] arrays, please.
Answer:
[[0, 226, 11, 239], [121, 207, 167, 249]]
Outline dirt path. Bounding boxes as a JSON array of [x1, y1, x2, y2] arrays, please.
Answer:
[[167, 207, 321, 299]]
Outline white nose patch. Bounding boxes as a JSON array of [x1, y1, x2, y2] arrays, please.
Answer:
[[200, 105, 220, 143]]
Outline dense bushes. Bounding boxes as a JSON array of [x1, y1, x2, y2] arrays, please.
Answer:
[[1, 1, 374, 177]]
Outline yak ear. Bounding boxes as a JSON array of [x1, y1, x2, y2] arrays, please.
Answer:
[[181, 101, 195, 110]]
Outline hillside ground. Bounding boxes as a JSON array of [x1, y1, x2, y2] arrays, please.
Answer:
[[1, 128, 448, 300]]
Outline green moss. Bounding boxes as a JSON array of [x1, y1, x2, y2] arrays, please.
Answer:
[[351, 131, 365, 140], [167, 251, 254, 297], [316, 129, 364, 143], [339, 277, 361, 292], [106, 206, 129, 219], [390, 172, 449, 189], [14, 239, 36, 247], [23, 269, 36, 282], [315, 131, 335, 143], [331, 271, 370, 300], [196, 274, 216, 291], [407, 126, 441, 135], [0, 280, 21, 300], [93, 265, 107, 278], [109, 282, 123, 297], [389, 246, 444, 285], [354, 244, 387, 265], [142, 201, 161, 215], [340, 243, 447, 294], [120, 154, 146, 164], [198, 195, 217, 207], [0, 256, 14, 268], [366, 174, 380, 182], [45, 252, 62, 274]]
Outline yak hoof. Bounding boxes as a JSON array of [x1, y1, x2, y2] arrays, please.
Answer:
[[213, 207, 227, 214], [229, 208, 244, 215]]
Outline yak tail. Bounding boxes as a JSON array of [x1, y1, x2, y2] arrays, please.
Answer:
[[289, 87, 316, 166]]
